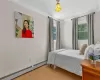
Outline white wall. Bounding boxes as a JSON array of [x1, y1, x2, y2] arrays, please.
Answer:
[[0, 0, 48, 78], [94, 11, 100, 43], [60, 20, 72, 49]]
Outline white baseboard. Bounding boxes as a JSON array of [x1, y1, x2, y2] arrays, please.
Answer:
[[1, 61, 47, 80]]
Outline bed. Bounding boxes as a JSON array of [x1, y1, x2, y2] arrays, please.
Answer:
[[47, 49, 85, 76]]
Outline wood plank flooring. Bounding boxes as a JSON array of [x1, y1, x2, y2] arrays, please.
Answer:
[[14, 65, 82, 80]]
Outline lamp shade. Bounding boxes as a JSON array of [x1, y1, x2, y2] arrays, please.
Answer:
[[55, 3, 62, 12]]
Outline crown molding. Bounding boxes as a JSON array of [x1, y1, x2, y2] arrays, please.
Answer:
[[64, 9, 98, 21], [9, 0, 49, 17]]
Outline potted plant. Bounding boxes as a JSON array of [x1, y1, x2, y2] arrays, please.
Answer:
[[88, 53, 96, 64]]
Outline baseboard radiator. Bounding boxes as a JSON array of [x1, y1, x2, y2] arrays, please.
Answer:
[[0, 61, 47, 80]]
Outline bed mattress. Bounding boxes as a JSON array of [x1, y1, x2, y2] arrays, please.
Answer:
[[47, 49, 85, 76]]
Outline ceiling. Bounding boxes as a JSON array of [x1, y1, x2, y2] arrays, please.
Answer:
[[12, 0, 100, 20]]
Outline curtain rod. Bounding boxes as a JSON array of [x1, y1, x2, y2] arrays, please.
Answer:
[[71, 12, 95, 20], [48, 16, 58, 21]]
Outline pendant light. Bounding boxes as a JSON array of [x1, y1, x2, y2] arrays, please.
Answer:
[[55, 0, 62, 12]]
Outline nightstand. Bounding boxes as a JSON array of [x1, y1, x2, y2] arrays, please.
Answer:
[[81, 59, 100, 80]]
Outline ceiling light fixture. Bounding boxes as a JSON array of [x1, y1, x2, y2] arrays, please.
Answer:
[[55, 0, 62, 12]]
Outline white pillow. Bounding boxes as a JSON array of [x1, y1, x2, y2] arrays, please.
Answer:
[[94, 43, 100, 55], [84, 44, 94, 59], [79, 44, 87, 55], [94, 43, 100, 49], [94, 49, 100, 55]]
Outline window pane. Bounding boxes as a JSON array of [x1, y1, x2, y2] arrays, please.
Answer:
[[52, 27, 56, 40], [53, 20, 57, 50], [78, 32, 88, 40], [78, 23, 88, 40]]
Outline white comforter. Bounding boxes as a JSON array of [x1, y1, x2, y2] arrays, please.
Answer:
[[47, 49, 85, 76], [47, 49, 66, 65]]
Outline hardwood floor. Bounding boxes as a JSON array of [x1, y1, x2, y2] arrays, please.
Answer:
[[14, 65, 82, 80]]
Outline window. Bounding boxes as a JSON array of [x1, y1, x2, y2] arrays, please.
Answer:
[[52, 26, 56, 40], [78, 23, 88, 40], [52, 20, 57, 50], [78, 16, 88, 40], [77, 16, 88, 48]]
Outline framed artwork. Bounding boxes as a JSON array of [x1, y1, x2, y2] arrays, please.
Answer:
[[14, 11, 34, 38]]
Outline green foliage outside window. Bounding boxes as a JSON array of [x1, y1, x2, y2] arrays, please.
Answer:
[[78, 23, 88, 40]]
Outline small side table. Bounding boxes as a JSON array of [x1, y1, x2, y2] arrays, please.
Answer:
[[81, 59, 100, 80]]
